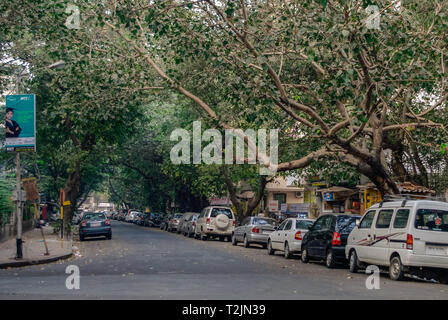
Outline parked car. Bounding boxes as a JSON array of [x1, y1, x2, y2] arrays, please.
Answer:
[[301, 214, 360, 268], [125, 210, 139, 223], [79, 212, 112, 241], [118, 210, 127, 221], [346, 199, 448, 282], [144, 212, 162, 227], [232, 216, 277, 248], [168, 213, 184, 232], [160, 214, 172, 230], [134, 212, 145, 225], [195, 206, 236, 241], [184, 214, 199, 237], [178, 212, 197, 234], [267, 218, 315, 258]]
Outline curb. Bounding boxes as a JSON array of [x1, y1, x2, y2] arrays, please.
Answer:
[[0, 252, 73, 269]]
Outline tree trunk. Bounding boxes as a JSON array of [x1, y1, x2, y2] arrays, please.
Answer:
[[62, 161, 82, 238]]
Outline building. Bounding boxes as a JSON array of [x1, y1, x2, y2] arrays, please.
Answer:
[[265, 176, 309, 218]]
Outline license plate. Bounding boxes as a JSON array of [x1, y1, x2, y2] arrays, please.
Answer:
[[426, 246, 448, 256], [90, 222, 101, 227]]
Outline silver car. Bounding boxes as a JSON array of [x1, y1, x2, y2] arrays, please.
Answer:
[[183, 214, 199, 237], [232, 216, 278, 248], [168, 213, 184, 232], [177, 212, 197, 234]]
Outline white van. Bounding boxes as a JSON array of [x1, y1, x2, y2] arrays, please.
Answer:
[[346, 199, 448, 282]]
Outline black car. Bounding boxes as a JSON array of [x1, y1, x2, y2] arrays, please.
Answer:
[[300, 214, 360, 268], [144, 212, 162, 227], [79, 212, 112, 241]]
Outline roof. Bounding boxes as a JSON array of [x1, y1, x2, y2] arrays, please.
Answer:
[[358, 182, 435, 194]]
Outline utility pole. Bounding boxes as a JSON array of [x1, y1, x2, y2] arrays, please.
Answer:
[[15, 152, 23, 259]]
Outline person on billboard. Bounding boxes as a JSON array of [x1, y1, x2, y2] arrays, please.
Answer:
[[5, 107, 22, 138]]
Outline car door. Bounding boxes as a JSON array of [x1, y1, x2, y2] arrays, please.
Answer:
[[236, 217, 250, 241], [271, 220, 287, 250], [281, 220, 293, 249], [370, 209, 394, 265], [306, 216, 325, 256], [352, 210, 377, 261], [316, 215, 335, 258]]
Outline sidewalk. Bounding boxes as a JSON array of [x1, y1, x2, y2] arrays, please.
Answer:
[[0, 226, 73, 269]]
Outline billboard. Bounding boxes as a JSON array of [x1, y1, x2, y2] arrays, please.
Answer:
[[5, 94, 36, 152]]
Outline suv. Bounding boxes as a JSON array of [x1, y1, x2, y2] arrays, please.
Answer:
[[346, 199, 448, 282], [301, 214, 361, 268], [195, 206, 235, 241]]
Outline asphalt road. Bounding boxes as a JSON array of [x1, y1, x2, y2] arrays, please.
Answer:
[[0, 221, 447, 299]]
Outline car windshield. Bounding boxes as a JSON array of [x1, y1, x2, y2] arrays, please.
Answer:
[[253, 218, 276, 225], [296, 220, 314, 230], [210, 208, 233, 219], [174, 214, 183, 219], [415, 209, 448, 232], [84, 213, 106, 220], [336, 216, 360, 234]]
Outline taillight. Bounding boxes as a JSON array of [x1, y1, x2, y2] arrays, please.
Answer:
[[105, 219, 110, 225], [251, 227, 260, 233], [81, 220, 87, 227], [192, 222, 196, 226], [295, 231, 302, 240], [233, 220, 235, 226], [206, 218, 210, 224], [174, 219, 178, 223], [332, 232, 341, 245], [406, 234, 413, 250]]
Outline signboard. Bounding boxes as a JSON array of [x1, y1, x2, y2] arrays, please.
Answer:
[[280, 203, 287, 213], [289, 203, 310, 213], [5, 94, 36, 152], [268, 200, 278, 212], [22, 177, 40, 201], [324, 192, 336, 201]]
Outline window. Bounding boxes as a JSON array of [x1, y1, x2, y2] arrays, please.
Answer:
[[210, 208, 233, 219], [284, 220, 292, 231], [321, 215, 334, 230], [273, 193, 287, 210], [393, 209, 409, 228], [336, 216, 358, 234], [296, 220, 314, 230], [311, 217, 324, 231], [253, 218, 276, 226], [84, 213, 106, 220], [360, 210, 376, 229], [277, 220, 288, 231], [375, 210, 393, 229], [415, 209, 448, 232]]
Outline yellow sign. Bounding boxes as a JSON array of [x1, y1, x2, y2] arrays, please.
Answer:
[[145, 208, 150, 213], [63, 200, 71, 206]]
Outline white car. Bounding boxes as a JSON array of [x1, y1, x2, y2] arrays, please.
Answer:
[[195, 206, 235, 241], [346, 199, 448, 282], [125, 210, 139, 223], [267, 218, 315, 259]]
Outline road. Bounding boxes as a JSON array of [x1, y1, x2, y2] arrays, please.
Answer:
[[0, 221, 447, 299]]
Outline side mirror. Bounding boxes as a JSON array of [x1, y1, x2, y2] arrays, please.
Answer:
[[356, 220, 360, 227]]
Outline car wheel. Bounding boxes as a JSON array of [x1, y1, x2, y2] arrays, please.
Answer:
[[349, 250, 359, 273], [284, 242, 292, 259], [326, 249, 336, 268], [389, 256, 404, 281], [107, 233, 112, 240], [243, 235, 250, 248], [201, 233, 208, 241], [232, 234, 238, 246], [79, 235, 84, 242], [267, 240, 274, 255], [301, 246, 309, 263]]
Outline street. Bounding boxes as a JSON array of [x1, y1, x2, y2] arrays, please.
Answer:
[[0, 221, 447, 300]]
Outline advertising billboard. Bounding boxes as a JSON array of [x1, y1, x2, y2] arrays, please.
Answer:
[[5, 94, 36, 152]]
